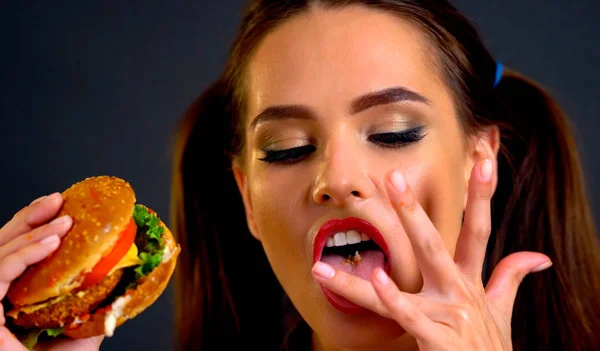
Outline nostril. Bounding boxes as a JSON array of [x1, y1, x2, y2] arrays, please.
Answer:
[[315, 190, 363, 203]]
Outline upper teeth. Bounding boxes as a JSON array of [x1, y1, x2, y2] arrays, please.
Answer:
[[326, 230, 371, 247]]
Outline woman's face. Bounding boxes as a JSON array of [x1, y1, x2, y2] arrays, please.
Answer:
[[234, 5, 494, 350]]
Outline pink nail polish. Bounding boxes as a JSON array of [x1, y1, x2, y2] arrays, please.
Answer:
[[390, 171, 407, 193], [42, 192, 61, 204], [313, 262, 335, 279], [40, 235, 60, 245], [50, 215, 70, 226], [375, 269, 389, 285], [30, 195, 48, 205], [480, 159, 493, 181], [532, 261, 552, 272]]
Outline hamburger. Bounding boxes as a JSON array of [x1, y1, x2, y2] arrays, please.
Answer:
[[4, 176, 181, 349]]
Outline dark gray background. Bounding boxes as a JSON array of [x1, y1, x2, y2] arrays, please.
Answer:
[[1, 1, 598, 350]]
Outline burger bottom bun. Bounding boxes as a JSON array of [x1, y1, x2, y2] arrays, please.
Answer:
[[9, 269, 124, 329], [63, 224, 180, 339]]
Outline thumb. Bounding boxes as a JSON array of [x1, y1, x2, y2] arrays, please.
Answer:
[[485, 251, 552, 319]]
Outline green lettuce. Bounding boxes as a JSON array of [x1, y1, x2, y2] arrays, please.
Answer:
[[131, 205, 166, 281], [20, 327, 65, 350]]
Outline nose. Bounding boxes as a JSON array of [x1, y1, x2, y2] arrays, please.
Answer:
[[311, 143, 375, 206]]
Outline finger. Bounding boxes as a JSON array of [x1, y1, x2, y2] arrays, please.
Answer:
[[0, 215, 71, 259], [30, 195, 48, 205], [0, 235, 61, 298], [454, 159, 494, 282], [371, 268, 440, 341], [0, 193, 63, 246], [485, 251, 551, 319], [386, 171, 460, 289], [0, 327, 27, 351], [312, 262, 393, 317], [311, 262, 444, 320]]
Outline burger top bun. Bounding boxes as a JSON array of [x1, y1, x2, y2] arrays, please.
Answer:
[[7, 176, 136, 306]]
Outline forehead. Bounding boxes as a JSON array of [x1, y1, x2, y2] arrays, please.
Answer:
[[246, 4, 448, 115]]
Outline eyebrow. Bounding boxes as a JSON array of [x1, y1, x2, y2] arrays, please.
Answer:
[[249, 86, 430, 129], [351, 86, 430, 114]]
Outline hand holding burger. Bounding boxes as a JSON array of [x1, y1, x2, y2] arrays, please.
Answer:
[[0, 176, 180, 350]]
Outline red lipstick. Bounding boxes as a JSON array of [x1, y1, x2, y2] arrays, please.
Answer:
[[313, 217, 391, 314], [313, 217, 390, 263]]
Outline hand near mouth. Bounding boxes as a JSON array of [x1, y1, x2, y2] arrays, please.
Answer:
[[312, 159, 552, 350]]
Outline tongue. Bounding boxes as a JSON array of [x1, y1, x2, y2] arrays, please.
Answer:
[[320, 249, 385, 280]]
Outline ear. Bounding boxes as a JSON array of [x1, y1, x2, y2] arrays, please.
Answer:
[[232, 162, 261, 241], [463, 125, 500, 209]]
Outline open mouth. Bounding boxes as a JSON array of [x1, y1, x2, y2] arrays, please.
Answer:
[[313, 217, 390, 313]]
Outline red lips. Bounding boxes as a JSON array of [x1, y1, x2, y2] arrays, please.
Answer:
[[313, 217, 390, 263], [313, 217, 391, 314]]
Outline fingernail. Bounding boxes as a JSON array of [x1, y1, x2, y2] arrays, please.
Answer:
[[390, 171, 407, 193], [480, 159, 493, 182], [42, 192, 61, 204], [375, 268, 389, 285], [532, 261, 553, 273], [50, 215, 70, 226], [40, 235, 60, 245], [30, 195, 48, 205], [313, 261, 335, 279]]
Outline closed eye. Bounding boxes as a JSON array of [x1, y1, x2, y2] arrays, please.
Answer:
[[368, 126, 426, 148], [258, 144, 316, 164], [258, 126, 425, 164]]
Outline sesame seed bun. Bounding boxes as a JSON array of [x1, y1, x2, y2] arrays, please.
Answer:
[[7, 176, 136, 306], [62, 222, 180, 339], [5, 176, 180, 345]]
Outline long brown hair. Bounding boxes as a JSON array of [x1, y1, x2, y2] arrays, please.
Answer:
[[170, 1, 600, 350]]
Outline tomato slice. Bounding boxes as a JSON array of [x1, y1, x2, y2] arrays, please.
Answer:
[[80, 218, 137, 289]]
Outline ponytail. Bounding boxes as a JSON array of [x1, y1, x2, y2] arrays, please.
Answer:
[[170, 78, 286, 350], [485, 69, 600, 350]]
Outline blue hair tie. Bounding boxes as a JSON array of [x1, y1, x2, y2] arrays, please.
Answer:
[[494, 62, 504, 87]]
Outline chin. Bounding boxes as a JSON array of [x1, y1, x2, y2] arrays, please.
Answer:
[[303, 292, 407, 350]]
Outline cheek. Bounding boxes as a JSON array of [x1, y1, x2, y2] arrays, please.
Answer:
[[246, 169, 318, 304], [408, 149, 466, 255], [247, 168, 309, 260]]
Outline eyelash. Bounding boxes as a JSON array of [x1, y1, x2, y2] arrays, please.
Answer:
[[258, 145, 317, 164], [259, 126, 425, 164], [367, 126, 426, 148]]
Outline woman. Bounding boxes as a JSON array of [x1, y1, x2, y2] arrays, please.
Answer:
[[170, 1, 600, 350], [1, 0, 599, 350]]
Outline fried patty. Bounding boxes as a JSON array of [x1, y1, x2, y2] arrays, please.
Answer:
[[8, 269, 124, 329]]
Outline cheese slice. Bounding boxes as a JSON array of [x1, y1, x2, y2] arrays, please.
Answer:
[[6, 295, 67, 318], [108, 243, 143, 276]]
